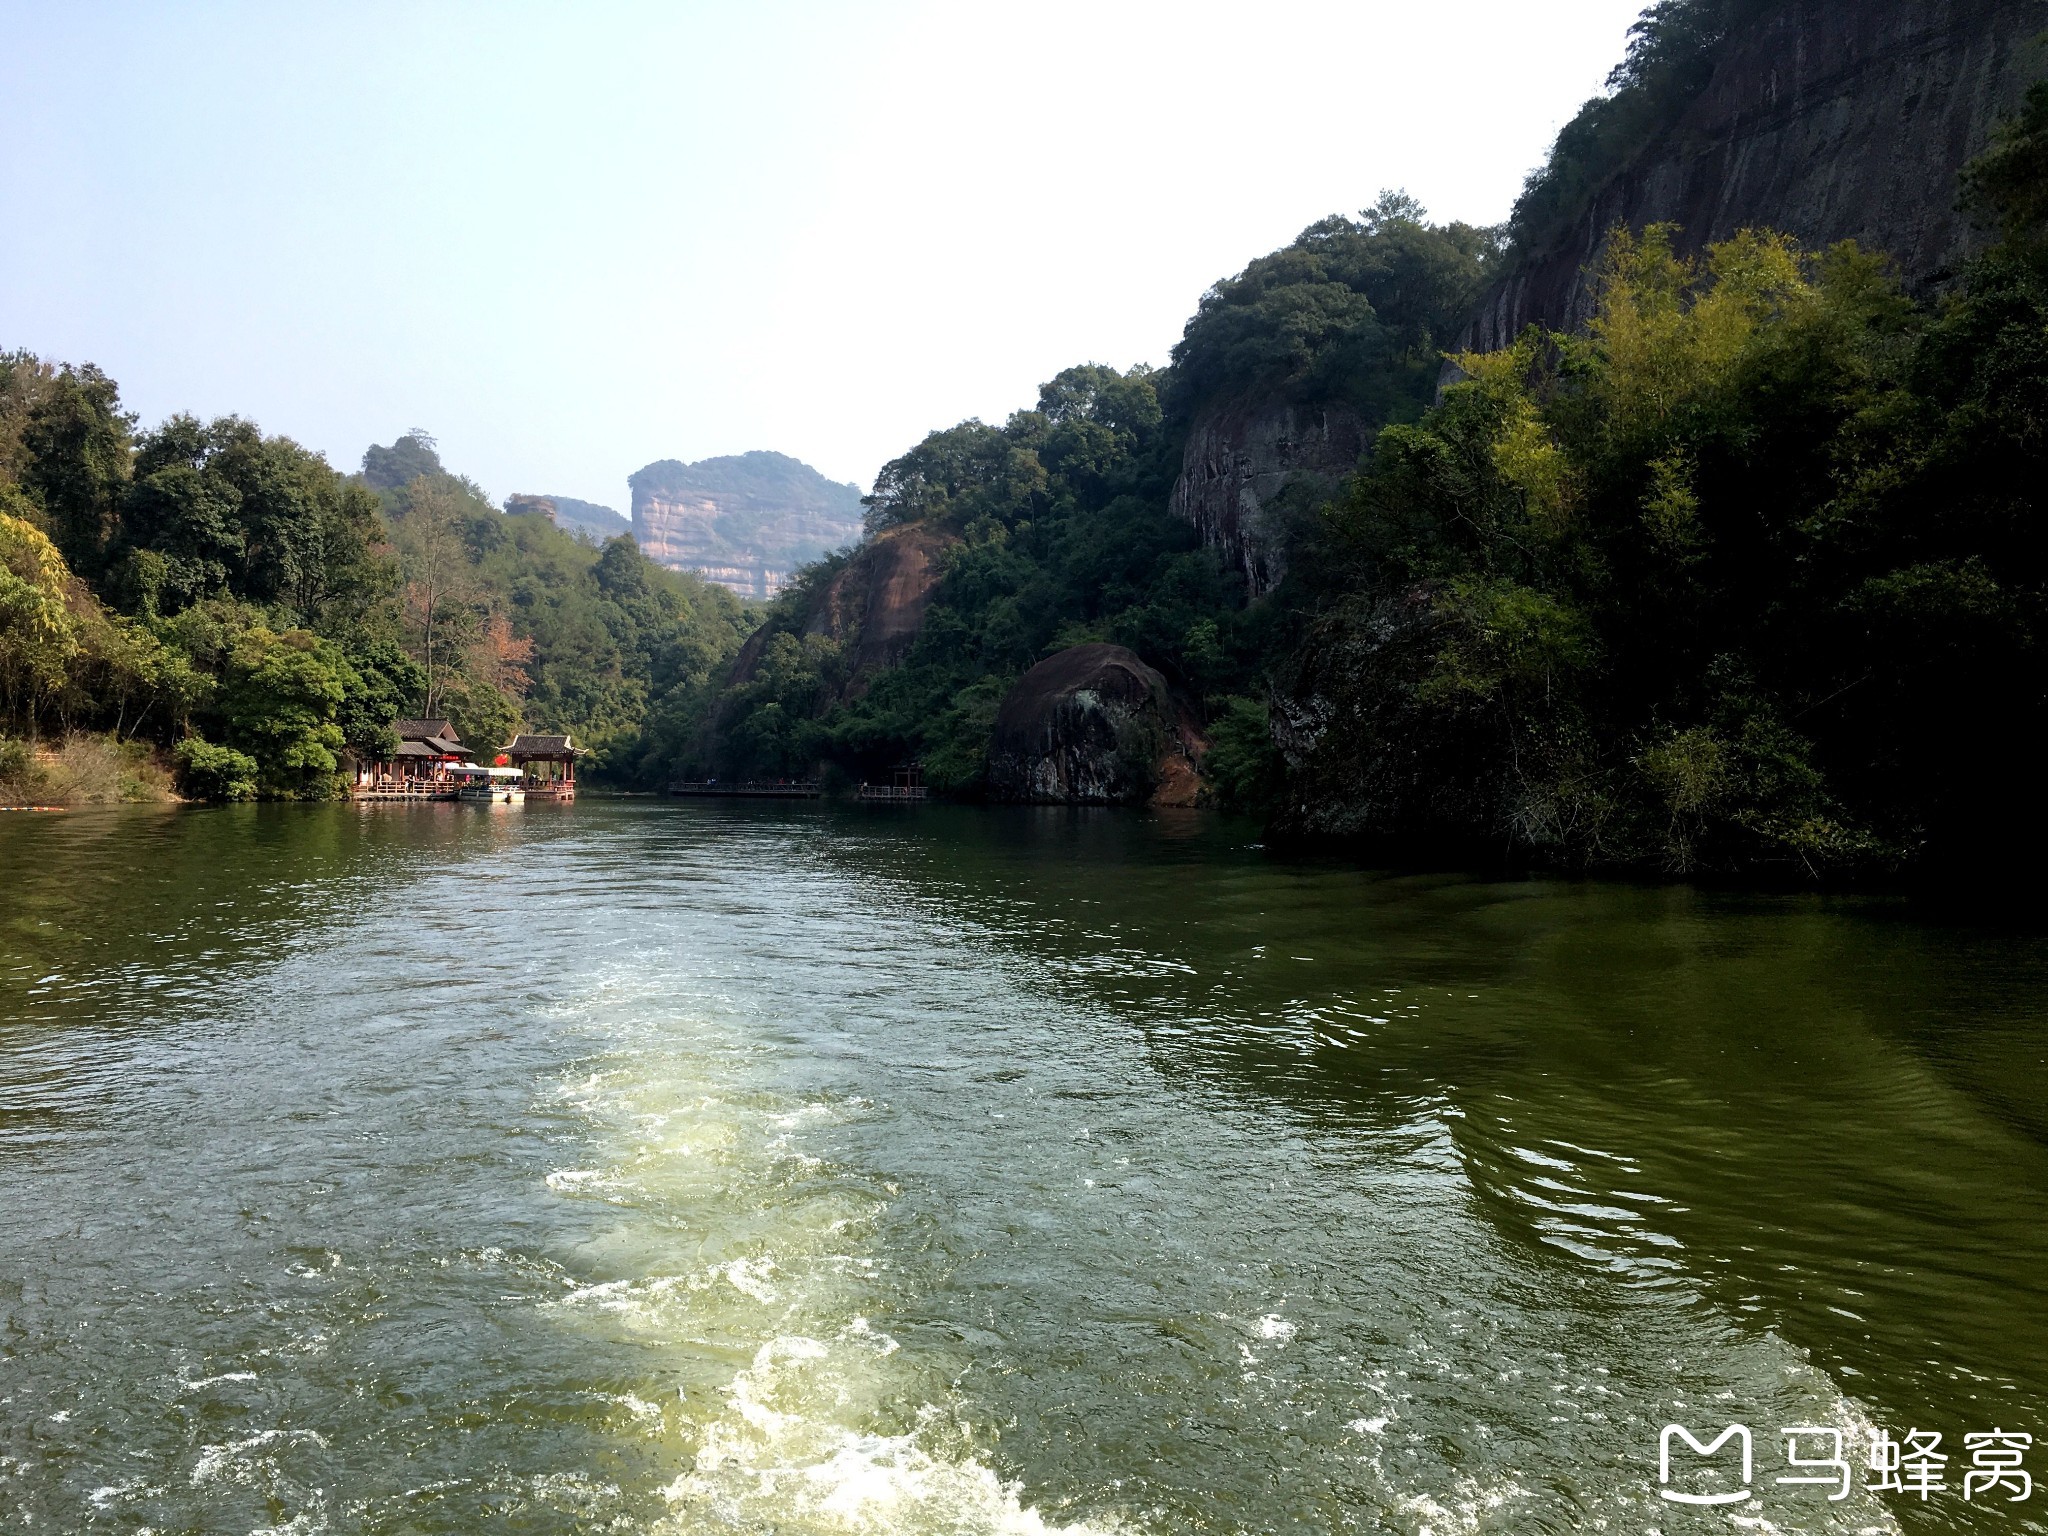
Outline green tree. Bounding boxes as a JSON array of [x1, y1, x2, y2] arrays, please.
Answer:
[[172, 738, 258, 801], [1169, 192, 1498, 422], [113, 414, 392, 632], [12, 360, 132, 577], [214, 626, 353, 797], [392, 474, 477, 717], [0, 511, 81, 738]]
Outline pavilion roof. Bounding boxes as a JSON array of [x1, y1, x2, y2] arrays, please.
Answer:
[[392, 719, 461, 745], [504, 733, 579, 760]]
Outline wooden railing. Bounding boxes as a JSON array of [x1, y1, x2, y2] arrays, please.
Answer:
[[857, 784, 928, 802], [352, 779, 457, 801]]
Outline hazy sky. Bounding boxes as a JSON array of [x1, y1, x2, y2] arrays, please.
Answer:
[[2, 2, 1649, 506]]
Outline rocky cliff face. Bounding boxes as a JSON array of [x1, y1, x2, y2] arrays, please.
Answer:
[[1471, 0, 2048, 349], [986, 643, 1205, 807], [1169, 399, 1368, 598], [804, 523, 956, 693], [630, 451, 865, 601], [726, 522, 958, 699]]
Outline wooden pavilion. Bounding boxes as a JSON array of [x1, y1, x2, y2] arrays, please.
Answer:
[[352, 720, 469, 799], [504, 733, 581, 800]]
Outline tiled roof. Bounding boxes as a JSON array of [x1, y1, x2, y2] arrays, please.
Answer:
[[505, 733, 578, 757], [391, 719, 459, 743]]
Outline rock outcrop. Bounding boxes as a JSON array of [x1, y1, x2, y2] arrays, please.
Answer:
[[1470, 0, 2048, 350], [1170, 398, 1368, 599], [804, 523, 956, 692], [630, 451, 865, 601], [986, 643, 1205, 807], [726, 522, 958, 699]]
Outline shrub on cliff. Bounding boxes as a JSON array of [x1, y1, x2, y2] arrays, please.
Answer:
[[1200, 697, 1287, 817], [1282, 215, 2048, 878]]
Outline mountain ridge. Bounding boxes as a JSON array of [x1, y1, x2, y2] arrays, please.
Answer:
[[629, 449, 864, 601]]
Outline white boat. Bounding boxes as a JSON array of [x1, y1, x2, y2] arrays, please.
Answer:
[[452, 764, 526, 805]]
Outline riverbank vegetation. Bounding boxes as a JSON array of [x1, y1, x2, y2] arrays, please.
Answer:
[[681, 76, 2048, 886], [0, 731, 176, 806], [0, 370, 748, 802], [1271, 84, 2048, 880], [10, 0, 2043, 888], [1279, 223, 2040, 878]]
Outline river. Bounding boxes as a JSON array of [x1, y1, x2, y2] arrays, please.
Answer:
[[2, 800, 2045, 1534]]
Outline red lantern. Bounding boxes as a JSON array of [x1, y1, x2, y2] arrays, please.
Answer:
[[494, 753, 510, 767]]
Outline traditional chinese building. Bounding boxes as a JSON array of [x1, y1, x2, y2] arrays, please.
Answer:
[[503, 733, 580, 800], [352, 719, 469, 798]]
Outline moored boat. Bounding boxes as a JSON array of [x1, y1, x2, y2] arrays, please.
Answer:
[[452, 765, 526, 805]]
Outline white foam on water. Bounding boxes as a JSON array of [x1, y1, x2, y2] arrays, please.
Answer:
[[87, 1480, 145, 1509], [190, 1429, 329, 1488], [662, 1333, 1123, 1536], [540, 981, 1135, 1536], [182, 1371, 258, 1390], [720, 1255, 780, 1303], [1399, 1475, 1529, 1535]]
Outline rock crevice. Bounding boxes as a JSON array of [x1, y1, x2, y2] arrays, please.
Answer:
[[1169, 398, 1368, 599]]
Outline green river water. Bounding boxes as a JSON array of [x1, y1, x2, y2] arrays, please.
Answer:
[[2, 800, 2045, 1534]]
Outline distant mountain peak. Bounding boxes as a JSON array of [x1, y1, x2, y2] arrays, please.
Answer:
[[629, 451, 864, 601]]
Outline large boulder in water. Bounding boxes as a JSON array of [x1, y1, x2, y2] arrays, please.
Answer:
[[986, 643, 1205, 806]]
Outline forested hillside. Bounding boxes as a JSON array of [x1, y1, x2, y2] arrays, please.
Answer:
[[0, 387, 746, 801], [653, 198, 1497, 793], [503, 493, 632, 546], [361, 432, 748, 759], [683, 6, 2048, 885], [10, 0, 2043, 880]]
